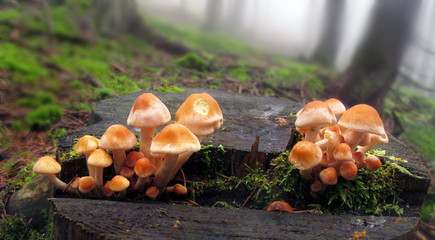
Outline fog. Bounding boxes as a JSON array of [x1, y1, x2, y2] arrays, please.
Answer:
[[137, 0, 435, 97]]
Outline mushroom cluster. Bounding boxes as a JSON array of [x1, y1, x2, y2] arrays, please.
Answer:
[[33, 92, 223, 200], [290, 99, 388, 196]]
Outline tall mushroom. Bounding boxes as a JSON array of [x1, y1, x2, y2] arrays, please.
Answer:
[[33, 156, 78, 196], [295, 101, 336, 142], [170, 92, 223, 180], [87, 148, 113, 196], [74, 135, 99, 178], [126, 93, 171, 160], [151, 123, 201, 193], [338, 104, 386, 150], [99, 124, 137, 174]]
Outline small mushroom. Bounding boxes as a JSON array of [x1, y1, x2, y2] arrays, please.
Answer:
[[295, 101, 336, 142], [146, 186, 160, 200], [33, 156, 78, 196], [134, 157, 155, 192], [78, 176, 96, 194], [365, 154, 382, 171], [125, 151, 144, 168], [288, 141, 323, 171], [74, 135, 99, 178], [87, 149, 112, 196], [126, 93, 171, 159], [319, 167, 338, 185], [99, 124, 137, 174], [339, 161, 358, 180], [151, 124, 201, 194], [338, 104, 385, 150], [166, 183, 188, 195], [266, 201, 294, 213], [333, 143, 353, 162], [109, 175, 130, 199]]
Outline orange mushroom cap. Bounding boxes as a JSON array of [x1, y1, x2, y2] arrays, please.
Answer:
[[99, 124, 137, 150], [75, 135, 99, 155], [333, 143, 353, 162], [266, 201, 294, 213], [109, 175, 130, 192], [339, 161, 358, 180], [289, 141, 322, 170], [87, 149, 113, 168], [175, 93, 223, 137], [134, 157, 155, 178], [125, 151, 144, 168], [319, 167, 338, 185], [338, 104, 385, 136], [150, 124, 201, 155], [33, 156, 61, 174], [295, 101, 336, 129], [324, 98, 346, 116], [126, 93, 171, 128], [365, 155, 382, 171], [79, 176, 96, 193]]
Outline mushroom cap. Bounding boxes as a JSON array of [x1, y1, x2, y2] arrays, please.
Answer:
[[75, 135, 99, 155], [127, 93, 171, 128], [99, 124, 137, 150], [79, 176, 96, 193], [120, 166, 135, 178], [295, 101, 336, 128], [289, 141, 323, 170], [175, 93, 223, 137], [338, 104, 385, 136], [333, 143, 353, 162], [151, 124, 201, 155], [125, 151, 144, 168], [70, 177, 81, 189], [319, 167, 338, 185], [33, 156, 61, 174], [146, 186, 160, 199], [109, 175, 130, 192], [87, 149, 113, 168], [170, 183, 188, 195], [339, 161, 358, 180], [266, 201, 294, 212], [134, 157, 155, 178], [324, 98, 346, 115], [365, 155, 382, 171]]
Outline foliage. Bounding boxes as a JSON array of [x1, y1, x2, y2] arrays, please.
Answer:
[[0, 215, 45, 240], [46, 128, 68, 145], [229, 65, 250, 83], [155, 79, 185, 92], [26, 104, 63, 130], [176, 53, 207, 71], [190, 145, 227, 179], [421, 195, 435, 222], [5, 161, 38, 189]]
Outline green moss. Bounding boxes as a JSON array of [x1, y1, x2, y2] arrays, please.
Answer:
[[6, 161, 38, 189], [155, 79, 185, 92], [26, 104, 63, 130], [51, 6, 79, 38], [176, 53, 207, 71], [0, 214, 45, 240], [189, 145, 227, 179], [229, 65, 250, 83]]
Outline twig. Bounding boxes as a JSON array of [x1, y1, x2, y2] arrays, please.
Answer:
[[215, 172, 230, 179], [242, 189, 257, 208]]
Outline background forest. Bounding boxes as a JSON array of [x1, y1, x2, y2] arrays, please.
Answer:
[[0, 0, 435, 239]]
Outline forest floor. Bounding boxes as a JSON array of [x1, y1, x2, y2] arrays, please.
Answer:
[[1, 3, 435, 239]]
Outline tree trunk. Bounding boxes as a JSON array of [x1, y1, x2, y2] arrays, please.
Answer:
[[328, 0, 421, 112], [203, 0, 223, 31], [312, 0, 346, 66]]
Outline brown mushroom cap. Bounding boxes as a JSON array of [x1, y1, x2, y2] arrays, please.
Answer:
[[125, 151, 144, 168], [324, 98, 346, 115], [134, 157, 155, 178], [266, 201, 294, 212], [79, 176, 96, 193], [338, 104, 385, 136], [127, 93, 171, 128], [99, 124, 137, 150], [289, 141, 323, 170], [33, 156, 61, 174], [87, 149, 113, 168], [339, 161, 358, 180], [109, 175, 130, 192], [333, 143, 353, 162], [295, 101, 336, 128], [150, 124, 201, 155], [365, 155, 382, 171], [175, 93, 223, 137], [319, 167, 338, 185], [75, 135, 99, 155]]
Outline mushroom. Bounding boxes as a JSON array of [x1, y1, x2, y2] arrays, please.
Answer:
[[171, 92, 223, 180], [134, 157, 155, 192], [78, 176, 96, 194], [151, 123, 201, 193], [310, 180, 323, 193], [324, 130, 345, 164], [87, 149, 112, 196], [33, 156, 78, 196], [109, 175, 130, 199], [319, 167, 338, 185], [295, 101, 336, 142], [166, 183, 188, 195], [265, 201, 294, 213], [74, 135, 99, 178], [338, 104, 385, 150], [365, 154, 382, 171], [288, 141, 323, 171], [339, 161, 358, 180], [103, 181, 114, 197], [126, 93, 171, 160], [324, 98, 346, 117], [332, 143, 353, 162], [125, 151, 144, 168], [99, 124, 137, 174], [357, 133, 389, 155], [146, 186, 160, 200]]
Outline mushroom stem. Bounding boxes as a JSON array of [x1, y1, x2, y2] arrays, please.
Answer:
[[153, 154, 179, 193], [46, 174, 79, 196], [85, 152, 96, 179], [140, 127, 155, 159], [134, 177, 151, 193], [168, 136, 203, 181], [112, 150, 126, 174], [93, 167, 106, 197], [304, 125, 321, 143], [342, 130, 365, 150]]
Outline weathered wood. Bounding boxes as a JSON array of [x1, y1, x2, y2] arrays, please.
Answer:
[[51, 198, 420, 240]]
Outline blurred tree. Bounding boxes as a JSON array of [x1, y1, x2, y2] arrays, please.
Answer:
[[328, 0, 422, 112], [203, 0, 223, 31], [227, 0, 247, 34], [312, 0, 346, 67]]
